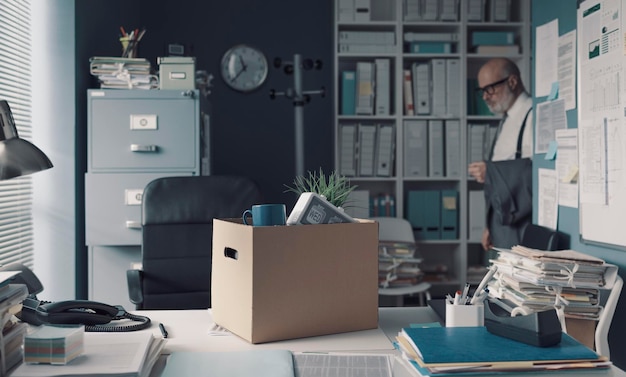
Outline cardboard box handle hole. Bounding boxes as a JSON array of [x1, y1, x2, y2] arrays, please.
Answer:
[[224, 247, 238, 260]]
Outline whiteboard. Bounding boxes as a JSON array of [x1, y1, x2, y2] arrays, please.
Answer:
[[578, 0, 626, 248]]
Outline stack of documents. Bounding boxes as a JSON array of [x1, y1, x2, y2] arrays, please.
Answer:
[[0, 272, 30, 376], [24, 325, 84, 365], [378, 241, 424, 288], [487, 246, 619, 320], [396, 326, 611, 376], [12, 331, 166, 377], [89, 57, 157, 90]]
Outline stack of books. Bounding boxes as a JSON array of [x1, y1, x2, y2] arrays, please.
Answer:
[[396, 326, 611, 376], [378, 241, 424, 288], [0, 271, 30, 376], [89, 57, 157, 90], [487, 246, 619, 320]]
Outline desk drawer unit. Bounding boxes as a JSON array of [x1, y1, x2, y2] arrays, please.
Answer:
[[86, 89, 201, 308]]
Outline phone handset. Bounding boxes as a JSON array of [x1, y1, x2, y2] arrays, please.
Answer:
[[36, 300, 120, 325]]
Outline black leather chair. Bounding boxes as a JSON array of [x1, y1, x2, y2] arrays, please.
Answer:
[[126, 175, 263, 310], [520, 223, 559, 251]]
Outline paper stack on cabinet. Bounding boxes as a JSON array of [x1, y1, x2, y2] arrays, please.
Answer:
[[0, 272, 29, 376], [89, 57, 157, 90]]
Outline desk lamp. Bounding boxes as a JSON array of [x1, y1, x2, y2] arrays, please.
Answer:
[[0, 100, 52, 179]]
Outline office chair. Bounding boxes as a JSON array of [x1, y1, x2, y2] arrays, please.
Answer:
[[126, 175, 263, 310], [520, 223, 559, 250], [595, 274, 623, 359], [372, 217, 431, 306]]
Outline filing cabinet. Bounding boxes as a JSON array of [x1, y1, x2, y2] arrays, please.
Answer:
[[86, 89, 201, 309]]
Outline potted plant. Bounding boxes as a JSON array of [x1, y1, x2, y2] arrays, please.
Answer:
[[284, 168, 357, 209]]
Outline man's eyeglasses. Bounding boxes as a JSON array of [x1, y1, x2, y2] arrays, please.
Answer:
[[476, 76, 510, 96]]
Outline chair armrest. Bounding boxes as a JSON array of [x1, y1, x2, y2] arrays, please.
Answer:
[[126, 269, 144, 307]]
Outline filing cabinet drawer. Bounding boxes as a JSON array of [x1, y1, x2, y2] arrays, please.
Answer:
[[85, 172, 192, 245], [88, 90, 199, 172], [88, 245, 140, 310]]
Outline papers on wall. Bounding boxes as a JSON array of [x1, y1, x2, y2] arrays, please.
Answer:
[[535, 19, 559, 97], [558, 30, 577, 110], [12, 332, 165, 377], [537, 168, 558, 230], [534, 98, 566, 154], [555, 128, 579, 208]]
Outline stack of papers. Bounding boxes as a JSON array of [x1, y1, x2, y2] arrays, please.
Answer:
[[0, 274, 30, 376], [24, 325, 84, 365], [487, 246, 619, 320], [89, 57, 157, 90], [396, 326, 611, 376], [12, 331, 165, 377], [378, 241, 424, 288]]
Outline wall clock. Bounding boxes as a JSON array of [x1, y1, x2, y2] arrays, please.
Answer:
[[220, 44, 268, 92]]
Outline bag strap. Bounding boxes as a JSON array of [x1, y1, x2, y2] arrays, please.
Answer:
[[515, 107, 532, 159]]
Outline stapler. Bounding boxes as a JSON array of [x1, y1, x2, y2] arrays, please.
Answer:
[[484, 299, 562, 347]]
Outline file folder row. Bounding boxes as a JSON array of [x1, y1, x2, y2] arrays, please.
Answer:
[[405, 189, 458, 240], [339, 123, 395, 177], [404, 119, 461, 178], [403, 59, 460, 117], [341, 59, 391, 116], [466, 0, 511, 22], [337, 31, 396, 54], [403, 0, 460, 21]]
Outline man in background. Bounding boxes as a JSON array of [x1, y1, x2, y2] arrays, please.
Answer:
[[468, 58, 533, 251]]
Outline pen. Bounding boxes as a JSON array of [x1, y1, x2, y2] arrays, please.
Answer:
[[159, 322, 168, 338], [453, 290, 462, 305], [461, 282, 470, 304]]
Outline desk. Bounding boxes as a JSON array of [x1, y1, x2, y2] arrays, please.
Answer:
[[137, 307, 626, 377]]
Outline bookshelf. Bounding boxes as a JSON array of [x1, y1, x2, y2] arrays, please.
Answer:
[[333, 0, 531, 297]]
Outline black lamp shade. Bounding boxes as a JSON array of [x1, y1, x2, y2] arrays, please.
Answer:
[[0, 100, 52, 180]]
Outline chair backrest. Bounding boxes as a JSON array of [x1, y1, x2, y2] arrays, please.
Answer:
[[520, 223, 559, 250], [371, 216, 415, 243], [139, 175, 263, 309], [595, 275, 623, 359]]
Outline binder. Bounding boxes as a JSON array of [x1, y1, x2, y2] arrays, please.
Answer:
[[345, 189, 370, 219], [440, 189, 458, 239], [445, 59, 460, 116], [354, 0, 370, 21], [374, 59, 390, 115], [341, 71, 356, 115], [467, 0, 485, 21], [428, 120, 444, 177], [421, 0, 439, 20], [403, 69, 415, 115], [414, 62, 430, 115], [444, 120, 461, 177], [490, 0, 510, 21], [439, 0, 459, 21], [468, 190, 486, 242], [403, 0, 420, 21], [339, 123, 357, 176], [430, 59, 446, 116], [337, 0, 355, 21], [375, 124, 394, 176], [355, 62, 374, 115], [403, 120, 428, 177], [471, 31, 515, 46], [357, 123, 377, 176], [468, 123, 487, 163], [408, 41, 452, 53], [406, 190, 441, 240]]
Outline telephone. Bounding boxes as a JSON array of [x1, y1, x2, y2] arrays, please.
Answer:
[[1, 263, 150, 332]]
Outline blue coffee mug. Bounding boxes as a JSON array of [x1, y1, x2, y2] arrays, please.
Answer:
[[242, 204, 286, 226]]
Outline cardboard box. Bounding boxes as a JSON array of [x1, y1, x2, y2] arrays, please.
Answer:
[[158, 56, 195, 90], [211, 218, 379, 343]]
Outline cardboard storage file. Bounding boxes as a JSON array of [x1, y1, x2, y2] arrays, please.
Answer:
[[211, 218, 379, 343]]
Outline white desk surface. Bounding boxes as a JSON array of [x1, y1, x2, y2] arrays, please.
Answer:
[[136, 307, 626, 377]]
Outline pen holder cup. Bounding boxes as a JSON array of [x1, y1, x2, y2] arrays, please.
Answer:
[[446, 302, 484, 327]]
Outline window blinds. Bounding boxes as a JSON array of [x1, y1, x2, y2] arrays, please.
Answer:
[[0, 1, 34, 268]]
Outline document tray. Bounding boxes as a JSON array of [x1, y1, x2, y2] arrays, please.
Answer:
[[484, 299, 562, 347]]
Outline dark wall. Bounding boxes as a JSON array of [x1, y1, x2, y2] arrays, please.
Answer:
[[75, 1, 334, 299], [75, 0, 334, 207]]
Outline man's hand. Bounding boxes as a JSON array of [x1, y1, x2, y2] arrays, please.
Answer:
[[481, 228, 492, 251], [468, 161, 487, 183]]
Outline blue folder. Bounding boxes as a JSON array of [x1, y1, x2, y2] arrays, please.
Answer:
[[401, 326, 598, 365]]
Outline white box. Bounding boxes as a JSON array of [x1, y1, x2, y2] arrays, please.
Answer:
[[158, 56, 195, 90]]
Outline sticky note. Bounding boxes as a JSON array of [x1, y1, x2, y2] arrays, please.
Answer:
[[545, 140, 558, 160], [563, 165, 579, 183], [548, 82, 559, 100]]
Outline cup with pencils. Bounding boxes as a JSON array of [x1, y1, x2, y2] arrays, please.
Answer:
[[120, 27, 146, 58]]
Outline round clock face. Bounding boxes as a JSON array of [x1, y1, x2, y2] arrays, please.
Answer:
[[220, 45, 268, 92]]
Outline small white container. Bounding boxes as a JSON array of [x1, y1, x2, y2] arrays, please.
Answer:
[[158, 56, 195, 90], [446, 301, 484, 327]]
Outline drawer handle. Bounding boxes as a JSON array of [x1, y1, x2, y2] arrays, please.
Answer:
[[126, 221, 142, 229], [130, 144, 157, 152]]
